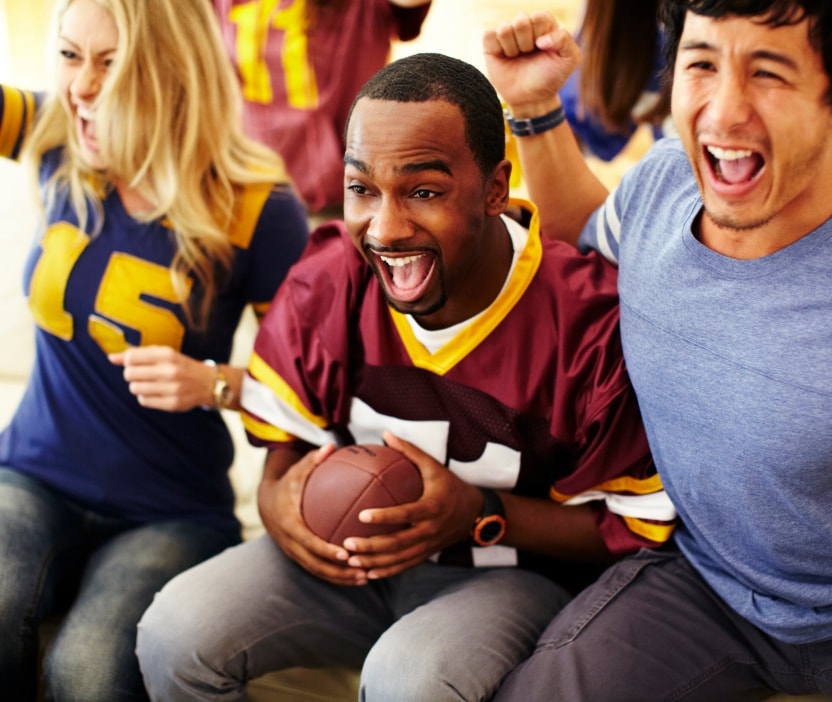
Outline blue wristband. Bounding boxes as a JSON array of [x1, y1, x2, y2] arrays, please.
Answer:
[[504, 106, 566, 137]]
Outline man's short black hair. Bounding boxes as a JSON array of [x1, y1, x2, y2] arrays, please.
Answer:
[[346, 52, 506, 177], [660, 0, 832, 104]]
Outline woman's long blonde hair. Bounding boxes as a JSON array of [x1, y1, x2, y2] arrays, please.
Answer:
[[24, 0, 292, 326]]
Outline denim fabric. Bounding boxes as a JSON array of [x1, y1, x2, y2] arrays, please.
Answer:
[[494, 547, 832, 702], [137, 534, 570, 702], [0, 467, 240, 702]]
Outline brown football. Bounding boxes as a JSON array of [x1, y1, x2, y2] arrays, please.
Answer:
[[301, 444, 423, 545]]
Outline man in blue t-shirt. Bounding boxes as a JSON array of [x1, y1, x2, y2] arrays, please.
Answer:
[[485, 2, 832, 700]]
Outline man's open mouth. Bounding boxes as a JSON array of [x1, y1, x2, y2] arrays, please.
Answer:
[[705, 145, 764, 185], [370, 250, 437, 304]]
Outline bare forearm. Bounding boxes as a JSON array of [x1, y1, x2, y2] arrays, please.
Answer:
[[483, 12, 609, 244], [508, 98, 608, 244], [500, 491, 612, 563]]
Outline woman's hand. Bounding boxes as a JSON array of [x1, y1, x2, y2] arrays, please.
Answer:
[[109, 345, 234, 412]]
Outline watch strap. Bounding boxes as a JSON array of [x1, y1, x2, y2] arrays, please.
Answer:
[[504, 105, 566, 137]]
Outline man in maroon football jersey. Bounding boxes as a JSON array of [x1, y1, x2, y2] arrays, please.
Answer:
[[137, 52, 674, 702]]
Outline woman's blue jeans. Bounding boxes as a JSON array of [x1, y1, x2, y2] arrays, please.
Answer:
[[0, 467, 240, 702]]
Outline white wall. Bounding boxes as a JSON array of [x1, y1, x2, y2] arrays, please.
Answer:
[[0, 4, 9, 81], [0, 0, 49, 381], [1, 0, 52, 87]]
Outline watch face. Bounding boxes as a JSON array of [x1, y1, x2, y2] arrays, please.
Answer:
[[214, 377, 233, 410], [474, 515, 506, 547]]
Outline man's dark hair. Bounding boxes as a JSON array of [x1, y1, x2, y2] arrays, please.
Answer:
[[346, 52, 505, 177], [660, 0, 832, 104]]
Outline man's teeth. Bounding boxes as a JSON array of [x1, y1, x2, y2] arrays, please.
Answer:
[[707, 146, 753, 160], [380, 254, 423, 267]]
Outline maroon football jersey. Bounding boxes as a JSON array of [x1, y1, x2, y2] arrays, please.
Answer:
[[243, 201, 674, 573]]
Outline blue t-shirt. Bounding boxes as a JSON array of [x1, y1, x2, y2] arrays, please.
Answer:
[[0, 114, 308, 530], [579, 137, 832, 644]]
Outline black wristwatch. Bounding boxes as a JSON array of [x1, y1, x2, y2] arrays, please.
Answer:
[[471, 488, 507, 547]]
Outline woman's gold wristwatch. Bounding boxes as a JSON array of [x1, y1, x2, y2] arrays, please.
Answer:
[[204, 359, 233, 410]]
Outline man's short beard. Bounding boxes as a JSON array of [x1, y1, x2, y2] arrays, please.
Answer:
[[705, 208, 773, 233], [387, 291, 447, 318]]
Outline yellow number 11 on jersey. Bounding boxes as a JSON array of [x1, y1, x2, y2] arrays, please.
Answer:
[[229, 0, 319, 110]]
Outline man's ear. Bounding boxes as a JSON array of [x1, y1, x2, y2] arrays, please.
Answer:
[[485, 159, 512, 216]]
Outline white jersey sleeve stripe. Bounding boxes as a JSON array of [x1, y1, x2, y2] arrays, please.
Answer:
[[242, 375, 339, 448], [560, 489, 677, 522]]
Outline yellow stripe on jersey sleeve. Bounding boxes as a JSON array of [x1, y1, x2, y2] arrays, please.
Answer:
[[549, 472, 665, 502], [549, 472, 676, 544], [248, 351, 328, 429], [23, 91, 36, 139], [623, 516, 675, 544], [241, 410, 296, 444], [0, 86, 27, 159]]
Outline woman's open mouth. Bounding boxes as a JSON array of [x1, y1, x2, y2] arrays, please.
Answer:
[[75, 107, 100, 154]]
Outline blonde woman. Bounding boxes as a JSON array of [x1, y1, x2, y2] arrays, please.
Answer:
[[0, 0, 308, 699]]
